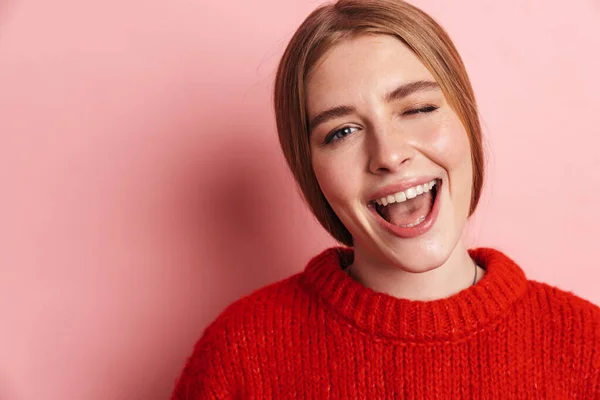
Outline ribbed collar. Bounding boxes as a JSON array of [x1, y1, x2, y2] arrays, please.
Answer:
[[300, 247, 528, 342]]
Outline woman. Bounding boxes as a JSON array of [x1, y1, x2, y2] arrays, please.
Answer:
[[172, 0, 600, 398]]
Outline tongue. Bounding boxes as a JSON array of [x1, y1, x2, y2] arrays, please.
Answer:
[[381, 191, 433, 227]]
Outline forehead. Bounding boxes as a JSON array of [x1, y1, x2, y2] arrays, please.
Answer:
[[306, 34, 436, 113]]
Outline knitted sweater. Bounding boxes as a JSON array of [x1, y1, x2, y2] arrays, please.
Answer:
[[171, 247, 600, 399]]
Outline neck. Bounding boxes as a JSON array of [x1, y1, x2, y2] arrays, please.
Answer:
[[349, 240, 485, 301]]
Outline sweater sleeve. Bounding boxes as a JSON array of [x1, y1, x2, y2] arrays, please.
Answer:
[[170, 322, 236, 400]]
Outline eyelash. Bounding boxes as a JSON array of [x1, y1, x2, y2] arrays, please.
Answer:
[[323, 105, 440, 145]]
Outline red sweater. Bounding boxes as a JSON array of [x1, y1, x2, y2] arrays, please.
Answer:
[[172, 247, 600, 399]]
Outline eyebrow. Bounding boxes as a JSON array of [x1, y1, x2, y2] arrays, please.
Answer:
[[308, 80, 441, 132], [384, 80, 440, 103]]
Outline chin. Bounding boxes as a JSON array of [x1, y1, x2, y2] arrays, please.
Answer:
[[381, 240, 455, 273]]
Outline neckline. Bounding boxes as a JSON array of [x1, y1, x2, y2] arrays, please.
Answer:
[[300, 247, 528, 342]]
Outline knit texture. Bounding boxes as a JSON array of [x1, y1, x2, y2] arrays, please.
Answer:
[[171, 247, 600, 399]]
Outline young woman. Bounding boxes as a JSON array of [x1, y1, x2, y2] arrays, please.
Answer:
[[172, 0, 600, 398]]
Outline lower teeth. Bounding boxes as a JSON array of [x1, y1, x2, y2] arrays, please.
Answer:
[[398, 215, 426, 228]]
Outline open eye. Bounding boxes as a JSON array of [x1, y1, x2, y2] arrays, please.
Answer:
[[324, 126, 359, 144]]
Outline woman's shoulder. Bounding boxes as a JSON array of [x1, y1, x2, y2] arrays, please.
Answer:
[[195, 271, 309, 346], [522, 279, 600, 396], [525, 279, 600, 363], [526, 278, 600, 320], [171, 272, 310, 397]]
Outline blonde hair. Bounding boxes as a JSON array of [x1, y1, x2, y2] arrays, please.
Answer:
[[274, 0, 484, 247]]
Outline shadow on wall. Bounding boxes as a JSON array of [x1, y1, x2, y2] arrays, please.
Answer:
[[199, 132, 302, 304], [0, 384, 16, 400], [147, 114, 316, 399]]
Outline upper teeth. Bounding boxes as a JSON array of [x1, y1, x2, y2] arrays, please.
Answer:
[[375, 180, 437, 206]]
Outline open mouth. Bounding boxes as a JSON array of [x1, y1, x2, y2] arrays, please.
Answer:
[[369, 179, 440, 229]]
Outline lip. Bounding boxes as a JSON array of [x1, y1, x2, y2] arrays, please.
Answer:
[[367, 178, 442, 239], [367, 176, 440, 203]]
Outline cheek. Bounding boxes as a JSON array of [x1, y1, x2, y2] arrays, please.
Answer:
[[432, 112, 470, 156], [423, 112, 473, 179], [312, 152, 362, 207], [422, 112, 474, 213]]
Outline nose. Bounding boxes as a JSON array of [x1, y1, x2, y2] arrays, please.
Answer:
[[368, 127, 414, 175]]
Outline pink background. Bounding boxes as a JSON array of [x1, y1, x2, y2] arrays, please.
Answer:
[[1, 0, 599, 399]]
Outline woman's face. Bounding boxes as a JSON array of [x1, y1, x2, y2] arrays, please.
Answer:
[[307, 34, 473, 272]]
